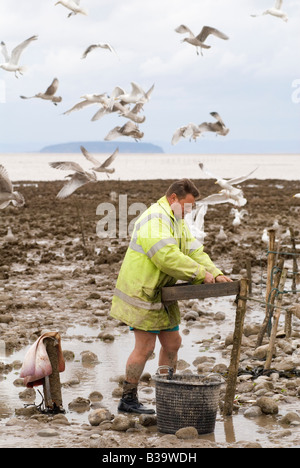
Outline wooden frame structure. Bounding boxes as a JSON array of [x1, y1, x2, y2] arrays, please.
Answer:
[[161, 279, 249, 417]]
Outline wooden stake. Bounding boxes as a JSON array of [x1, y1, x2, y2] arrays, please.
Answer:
[[290, 227, 298, 295], [42, 337, 64, 412], [256, 257, 284, 347], [223, 278, 248, 417], [246, 259, 252, 294], [266, 229, 276, 304], [264, 268, 288, 370]]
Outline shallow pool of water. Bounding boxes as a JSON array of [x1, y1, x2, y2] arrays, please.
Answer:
[[1, 299, 300, 448]]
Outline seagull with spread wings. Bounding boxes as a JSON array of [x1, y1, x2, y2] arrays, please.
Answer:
[[49, 161, 97, 199], [114, 82, 154, 105], [63, 93, 108, 116], [0, 165, 25, 209], [175, 24, 229, 55], [199, 112, 230, 136], [20, 78, 62, 105], [81, 43, 119, 59], [104, 121, 144, 142], [55, 0, 88, 17], [198, 163, 258, 207], [251, 0, 288, 22], [171, 123, 203, 145], [80, 146, 118, 175], [0, 35, 38, 78]]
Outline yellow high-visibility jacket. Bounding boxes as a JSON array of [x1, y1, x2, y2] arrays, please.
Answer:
[[110, 196, 223, 331]]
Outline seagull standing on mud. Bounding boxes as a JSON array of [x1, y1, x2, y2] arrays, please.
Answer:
[[0, 165, 25, 209], [0, 35, 38, 78], [55, 0, 88, 17], [20, 78, 62, 105], [251, 0, 288, 22], [80, 146, 118, 175], [49, 161, 97, 199], [175, 24, 229, 55]]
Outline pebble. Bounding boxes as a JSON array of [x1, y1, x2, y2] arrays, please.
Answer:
[[68, 397, 90, 412], [256, 397, 279, 415], [111, 414, 132, 432], [175, 426, 198, 440], [37, 428, 59, 438], [88, 408, 112, 426], [244, 406, 263, 418]]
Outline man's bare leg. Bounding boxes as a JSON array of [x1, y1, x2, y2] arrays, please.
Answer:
[[158, 330, 182, 371], [119, 330, 156, 414]]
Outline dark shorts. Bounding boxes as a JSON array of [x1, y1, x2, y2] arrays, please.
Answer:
[[129, 325, 179, 334]]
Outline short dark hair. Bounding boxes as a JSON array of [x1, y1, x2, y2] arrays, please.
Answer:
[[166, 179, 200, 199]]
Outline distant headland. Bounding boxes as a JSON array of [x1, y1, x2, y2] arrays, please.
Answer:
[[39, 141, 164, 154]]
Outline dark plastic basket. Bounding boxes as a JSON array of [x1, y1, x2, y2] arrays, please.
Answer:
[[153, 367, 222, 435]]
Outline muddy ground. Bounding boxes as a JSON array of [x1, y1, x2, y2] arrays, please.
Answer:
[[1, 177, 300, 449]]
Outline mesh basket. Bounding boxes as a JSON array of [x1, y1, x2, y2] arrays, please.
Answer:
[[153, 366, 222, 435]]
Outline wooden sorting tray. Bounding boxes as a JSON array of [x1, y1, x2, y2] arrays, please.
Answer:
[[161, 281, 240, 304]]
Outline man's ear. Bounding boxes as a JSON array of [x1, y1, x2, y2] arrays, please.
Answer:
[[168, 193, 178, 204]]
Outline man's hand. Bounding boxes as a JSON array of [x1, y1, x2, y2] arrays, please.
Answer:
[[215, 275, 233, 283], [204, 272, 215, 284]]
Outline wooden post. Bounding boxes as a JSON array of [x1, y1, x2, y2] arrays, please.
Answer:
[[290, 227, 298, 295], [42, 337, 64, 412], [266, 229, 276, 304], [246, 259, 252, 295], [285, 309, 292, 338], [256, 258, 284, 347], [223, 278, 248, 417], [264, 268, 288, 370]]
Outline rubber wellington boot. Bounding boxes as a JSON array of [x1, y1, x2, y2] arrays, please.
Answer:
[[118, 381, 155, 415]]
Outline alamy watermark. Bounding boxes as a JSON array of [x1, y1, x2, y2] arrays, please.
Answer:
[[292, 79, 300, 104], [96, 194, 193, 239], [96, 194, 147, 238], [0, 79, 6, 103]]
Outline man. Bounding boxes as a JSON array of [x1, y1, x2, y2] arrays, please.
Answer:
[[110, 179, 231, 414]]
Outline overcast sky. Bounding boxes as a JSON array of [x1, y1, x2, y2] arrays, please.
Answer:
[[0, 0, 299, 153]]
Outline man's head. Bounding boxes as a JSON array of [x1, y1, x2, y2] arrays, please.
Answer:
[[166, 179, 199, 219]]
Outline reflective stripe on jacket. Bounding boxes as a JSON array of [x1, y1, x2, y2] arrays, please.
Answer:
[[110, 195, 223, 331]]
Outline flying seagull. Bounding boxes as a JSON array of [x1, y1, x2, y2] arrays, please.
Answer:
[[63, 93, 108, 115], [80, 146, 118, 174], [0, 35, 38, 78], [55, 0, 88, 17], [20, 78, 62, 105], [171, 123, 203, 145], [251, 0, 288, 22], [175, 25, 229, 55], [199, 112, 230, 136], [49, 161, 97, 199], [114, 82, 154, 105], [81, 43, 119, 59], [104, 121, 144, 142], [198, 163, 258, 207], [0, 165, 25, 209], [185, 203, 208, 243]]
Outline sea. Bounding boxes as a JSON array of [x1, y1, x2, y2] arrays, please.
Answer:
[[0, 152, 299, 182]]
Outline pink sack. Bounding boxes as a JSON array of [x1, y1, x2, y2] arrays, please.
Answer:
[[20, 332, 65, 388]]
